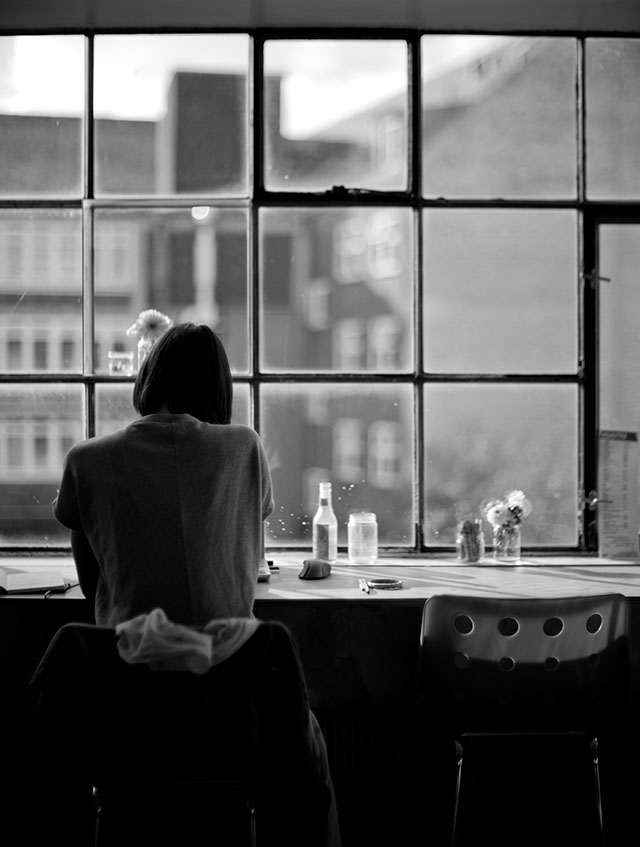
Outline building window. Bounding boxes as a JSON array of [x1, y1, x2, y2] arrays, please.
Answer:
[[334, 216, 367, 284], [368, 421, 402, 489], [33, 339, 48, 371], [368, 315, 401, 370], [0, 30, 638, 555], [7, 337, 23, 370], [334, 418, 365, 481], [334, 319, 366, 371], [304, 278, 332, 331]]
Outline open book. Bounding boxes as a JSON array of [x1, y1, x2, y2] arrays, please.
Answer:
[[0, 566, 74, 595]]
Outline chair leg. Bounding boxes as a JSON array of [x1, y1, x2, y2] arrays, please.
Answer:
[[249, 802, 257, 847], [92, 786, 100, 847], [591, 737, 605, 847], [452, 740, 464, 847]]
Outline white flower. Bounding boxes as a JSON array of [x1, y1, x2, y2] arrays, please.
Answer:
[[483, 490, 532, 529], [507, 489, 532, 520], [483, 499, 509, 528], [126, 309, 173, 341]]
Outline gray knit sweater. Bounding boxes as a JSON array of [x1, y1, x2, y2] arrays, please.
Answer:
[[54, 413, 274, 627]]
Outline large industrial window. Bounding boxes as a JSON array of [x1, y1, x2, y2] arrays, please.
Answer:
[[1, 32, 639, 555]]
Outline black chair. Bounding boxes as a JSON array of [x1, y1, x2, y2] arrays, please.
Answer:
[[419, 593, 631, 847], [30, 619, 332, 847]]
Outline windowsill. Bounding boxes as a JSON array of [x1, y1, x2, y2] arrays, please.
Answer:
[[1, 551, 639, 568], [3, 552, 640, 603]]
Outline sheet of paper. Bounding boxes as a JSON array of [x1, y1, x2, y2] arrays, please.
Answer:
[[598, 430, 640, 559]]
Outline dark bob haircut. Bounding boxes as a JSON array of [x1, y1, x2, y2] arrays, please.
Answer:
[[133, 323, 233, 424]]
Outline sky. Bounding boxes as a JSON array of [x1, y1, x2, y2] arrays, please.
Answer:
[[0, 33, 508, 136]]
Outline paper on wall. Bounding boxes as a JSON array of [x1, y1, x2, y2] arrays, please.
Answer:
[[598, 430, 640, 560]]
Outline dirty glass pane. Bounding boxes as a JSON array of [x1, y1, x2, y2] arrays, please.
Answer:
[[261, 383, 414, 547], [0, 209, 82, 373], [586, 39, 640, 199], [96, 380, 250, 438], [0, 384, 84, 545], [599, 223, 640, 432], [0, 35, 84, 198], [421, 36, 576, 199], [424, 209, 578, 374], [260, 207, 413, 372], [598, 223, 640, 544], [264, 40, 408, 192], [94, 35, 249, 196], [94, 208, 248, 375], [424, 383, 578, 547]]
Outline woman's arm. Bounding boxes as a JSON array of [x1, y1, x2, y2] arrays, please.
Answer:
[[70, 529, 99, 604]]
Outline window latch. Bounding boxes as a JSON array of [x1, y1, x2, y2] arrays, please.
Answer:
[[581, 269, 612, 289], [580, 489, 612, 511]]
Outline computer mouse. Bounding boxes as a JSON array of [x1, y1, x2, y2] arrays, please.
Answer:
[[298, 558, 332, 580]]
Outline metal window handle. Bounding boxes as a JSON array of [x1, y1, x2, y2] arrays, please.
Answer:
[[582, 490, 612, 511], [581, 269, 612, 289]]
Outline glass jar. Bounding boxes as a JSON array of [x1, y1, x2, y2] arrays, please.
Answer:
[[137, 336, 154, 370], [455, 517, 485, 563], [493, 523, 521, 563], [348, 511, 378, 564]]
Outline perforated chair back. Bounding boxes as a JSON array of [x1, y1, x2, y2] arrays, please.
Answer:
[[420, 593, 630, 732]]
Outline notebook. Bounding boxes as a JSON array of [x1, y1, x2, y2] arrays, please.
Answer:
[[0, 566, 74, 595]]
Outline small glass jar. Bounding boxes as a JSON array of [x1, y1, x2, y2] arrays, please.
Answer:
[[493, 523, 521, 563], [107, 350, 134, 376], [456, 517, 485, 564], [348, 511, 378, 564], [137, 336, 154, 370]]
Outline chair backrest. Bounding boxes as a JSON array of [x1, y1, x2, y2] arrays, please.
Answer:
[[419, 593, 631, 732], [30, 619, 330, 847]]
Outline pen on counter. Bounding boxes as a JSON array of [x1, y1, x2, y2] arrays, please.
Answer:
[[358, 578, 370, 594]]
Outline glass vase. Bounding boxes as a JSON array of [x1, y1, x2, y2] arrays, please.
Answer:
[[137, 336, 154, 370], [493, 524, 521, 563]]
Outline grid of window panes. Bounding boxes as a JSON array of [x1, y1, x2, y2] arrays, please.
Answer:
[[1, 33, 640, 553]]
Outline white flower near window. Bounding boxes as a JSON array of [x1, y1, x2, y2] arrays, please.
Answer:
[[126, 309, 173, 342], [126, 309, 173, 369]]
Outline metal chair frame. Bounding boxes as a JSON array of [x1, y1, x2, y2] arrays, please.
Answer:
[[419, 593, 631, 847]]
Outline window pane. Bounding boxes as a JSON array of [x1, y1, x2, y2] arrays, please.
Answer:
[[264, 40, 408, 192], [96, 385, 136, 438], [599, 223, 640, 432], [424, 210, 578, 374], [586, 39, 640, 199], [261, 383, 414, 547], [94, 208, 248, 375], [424, 384, 578, 547], [422, 36, 576, 199], [0, 209, 82, 373], [232, 383, 250, 426], [96, 381, 250, 438], [94, 35, 249, 196], [0, 36, 84, 198], [0, 385, 84, 545], [260, 207, 413, 372]]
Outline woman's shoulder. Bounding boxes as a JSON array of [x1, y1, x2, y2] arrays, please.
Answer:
[[64, 425, 131, 462], [205, 422, 261, 443]]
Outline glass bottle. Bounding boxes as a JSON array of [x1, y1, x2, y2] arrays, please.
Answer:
[[348, 511, 378, 564], [312, 481, 338, 563]]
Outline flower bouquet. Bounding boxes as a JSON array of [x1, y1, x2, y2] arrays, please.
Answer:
[[483, 489, 532, 563], [126, 309, 173, 369]]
